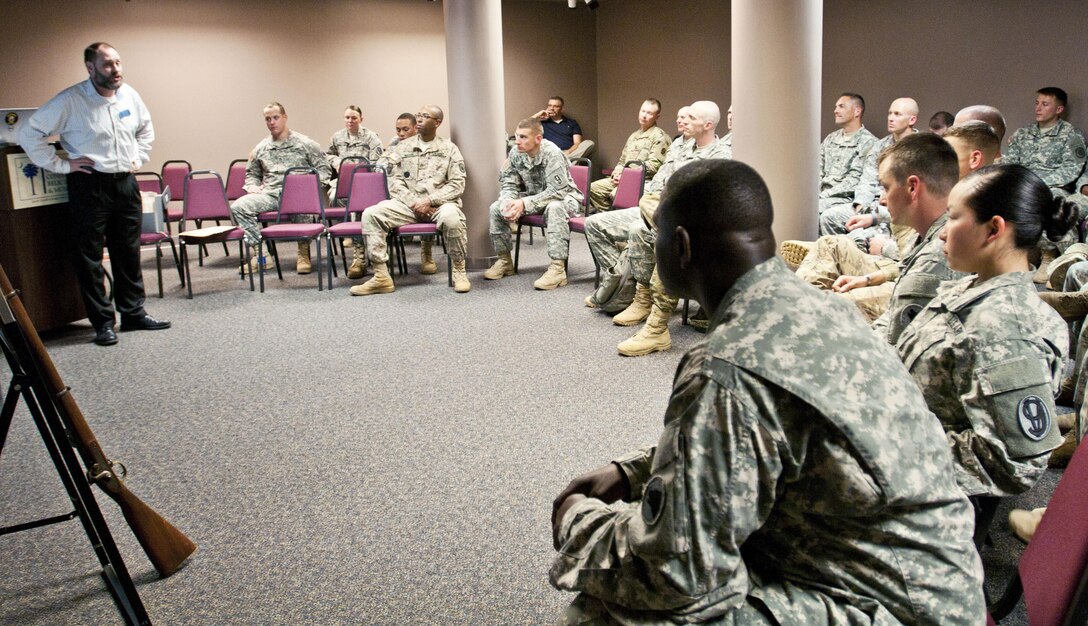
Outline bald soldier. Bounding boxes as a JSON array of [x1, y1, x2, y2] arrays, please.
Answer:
[[587, 99, 671, 213], [550, 159, 984, 624]]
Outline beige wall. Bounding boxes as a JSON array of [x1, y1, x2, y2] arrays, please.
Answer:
[[822, 0, 1088, 142]]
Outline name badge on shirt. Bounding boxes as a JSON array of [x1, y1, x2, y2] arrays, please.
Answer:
[[119, 109, 131, 119]]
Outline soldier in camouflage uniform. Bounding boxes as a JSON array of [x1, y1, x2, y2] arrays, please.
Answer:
[[551, 160, 984, 625], [350, 105, 470, 295], [897, 164, 1075, 504], [484, 118, 583, 290], [326, 105, 384, 278], [231, 102, 332, 275], [587, 99, 671, 213], [388, 112, 417, 149], [868, 134, 966, 345], [613, 102, 732, 357], [821, 97, 918, 242], [1003, 87, 1088, 280], [817, 93, 877, 235]]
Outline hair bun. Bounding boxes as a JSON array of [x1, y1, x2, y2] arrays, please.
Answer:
[[1043, 196, 1079, 242]]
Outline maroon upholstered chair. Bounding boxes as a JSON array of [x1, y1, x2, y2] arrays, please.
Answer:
[[135, 171, 164, 194], [326, 164, 387, 285], [177, 170, 247, 298], [988, 437, 1088, 624], [513, 158, 591, 274], [225, 159, 248, 202], [570, 160, 645, 287], [160, 160, 192, 233], [257, 167, 330, 292], [138, 230, 182, 298]]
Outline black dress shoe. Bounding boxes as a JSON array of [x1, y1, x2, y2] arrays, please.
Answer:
[[93, 325, 118, 346], [120, 314, 172, 332]]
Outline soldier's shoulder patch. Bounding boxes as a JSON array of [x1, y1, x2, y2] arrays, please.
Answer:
[[1017, 395, 1051, 441], [458, 161, 466, 174], [641, 476, 666, 525], [1076, 147, 1086, 160]]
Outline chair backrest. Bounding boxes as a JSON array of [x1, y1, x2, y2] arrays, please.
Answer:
[[134, 172, 163, 194], [344, 165, 389, 219], [161, 160, 193, 201], [569, 157, 591, 212], [334, 156, 370, 203], [183, 171, 232, 222], [1019, 437, 1088, 626], [277, 167, 325, 222], [612, 160, 646, 210], [225, 159, 248, 201]]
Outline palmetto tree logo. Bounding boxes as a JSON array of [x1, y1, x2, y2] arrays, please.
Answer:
[[22, 162, 40, 195]]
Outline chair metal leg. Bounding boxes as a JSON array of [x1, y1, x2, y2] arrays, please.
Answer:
[[153, 242, 164, 298], [682, 299, 689, 325], [258, 242, 266, 293], [181, 244, 194, 299], [316, 237, 324, 292], [327, 235, 336, 289], [166, 238, 184, 288], [514, 226, 522, 273]]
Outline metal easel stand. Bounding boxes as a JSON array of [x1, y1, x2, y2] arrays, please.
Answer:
[[0, 331, 151, 625]]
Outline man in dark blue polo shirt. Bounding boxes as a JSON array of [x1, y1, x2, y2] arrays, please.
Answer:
[[534, 96, 588, 157]]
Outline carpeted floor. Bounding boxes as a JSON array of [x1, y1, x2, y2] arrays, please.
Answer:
[[0, 239, 1052, 625]]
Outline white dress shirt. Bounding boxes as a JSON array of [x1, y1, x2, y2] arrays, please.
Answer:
[[19, 79, 154, 174]]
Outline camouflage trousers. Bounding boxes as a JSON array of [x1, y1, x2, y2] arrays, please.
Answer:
[[796, 235, 897, 322], [584, 207, 642, 274], [489, 195, 580, 260], [230, 193, 314, 248], [361, 199, 467, 265], [588, 177, 618, 213]]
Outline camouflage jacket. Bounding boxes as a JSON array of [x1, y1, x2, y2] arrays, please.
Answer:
[[614, 126, 672, 178], [326, 127, 383, 172], [872, 212, 965, 344], [499, 139, 582, 212], [244, 131, 332, 198], [897, 272, 1067, 497], [380, 134, 466, 208], [854, 130, 918, 208], [644, 136, 731, 196], [1004, 120, 1087, 191], [552, 258, 984, 625], [819, 126, 878, 201], [718, 132, 733, 160]]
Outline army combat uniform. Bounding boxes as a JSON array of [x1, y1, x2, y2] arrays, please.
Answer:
[[821, 130, 917, 242], [360, 134, 467, 267], [326, 127, 383, 174], [231, 131, 332, 247], [871, 213, 965, 345], [488, 138, 583, 261], [817, 126, 877, 235], [587, 125, 671, 213], [897, 272, 1067, 497], [552, 259, 984, 625], [795, 231, 911, 322]]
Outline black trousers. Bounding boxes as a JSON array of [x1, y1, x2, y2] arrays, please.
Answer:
[[65, 171, 147, 330]]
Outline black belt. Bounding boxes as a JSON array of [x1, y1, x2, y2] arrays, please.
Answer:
[[89, 169, 132, 180]]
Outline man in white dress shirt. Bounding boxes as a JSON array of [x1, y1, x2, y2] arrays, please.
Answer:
[[19, 42, 170, 346]]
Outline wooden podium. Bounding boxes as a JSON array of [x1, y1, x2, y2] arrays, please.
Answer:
[[0, 145, 85, 331]]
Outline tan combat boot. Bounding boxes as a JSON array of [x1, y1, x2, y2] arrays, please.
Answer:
[[1048, 430, 1079, 468], [246, 246, 272, 275], [296, 242, 312, 274], [1008, 507, 1046, 543], [1038, 290, 1088, 322], [584, 295, 598, 308], [451, 259, 471, 293], [1057, 412, 1076, 434], [617, 307, 671, 357], [348, 243, 367, 279], [1034, 247, 1057, 284], [483, 252, 515, 280], [779, 240, 813, 271], [534, 260, 567, 290], [612, 283, 652, 326], [349, 262, 394, 296], [420, 239, 437, 275]]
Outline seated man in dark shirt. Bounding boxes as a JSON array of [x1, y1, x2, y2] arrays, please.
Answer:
[[534, 96, 593, 159]]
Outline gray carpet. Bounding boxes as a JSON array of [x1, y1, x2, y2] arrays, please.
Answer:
[[0, 239, 1050, 624]]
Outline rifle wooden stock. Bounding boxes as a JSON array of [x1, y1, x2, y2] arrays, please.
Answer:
[[0, 264, 196, 577]]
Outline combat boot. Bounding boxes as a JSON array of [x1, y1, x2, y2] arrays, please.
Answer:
[[1008, 507, 1046, 543], [484, 252, 515, 280], [584, 295, 598, 309], [451, 259, 471, 293], [779, 240, 813, 271], [689, 307, 709, 333], [348, 243, 367, 279], [246, 246, 272, 275], [1057, 411, 1076, 434], [1047, 247, 1088, 290], [420, 239, 437, 275], [349, 262, 394, 296], [612, 283, 652, 326], [1057, 376, 1076, 405], [1048, 430, 1079, 468], [534, 260, 567, 290], [618, 307, 672, 356], [296, 242, 312, 275], [1034, 247, 1057, 284], [1039, 290, 1088, 322]]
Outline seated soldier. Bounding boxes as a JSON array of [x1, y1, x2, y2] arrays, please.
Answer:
[[483, 118, 583, 290], [230, 102, 332, 275], [550, 159, 984, 625], [816, 93, 877, 235], [1003, 87, 1088, 283], [587, 99, 670, 213], [350, 105, 470, 295], [929, 110, 954, 136], [325, 105, 383, 279], [388, 112, 417, 149]]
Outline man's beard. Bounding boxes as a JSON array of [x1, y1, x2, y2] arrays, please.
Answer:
[[93, 69, 122, 91]]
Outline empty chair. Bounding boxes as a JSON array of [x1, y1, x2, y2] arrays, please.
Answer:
[[225, 159, 248, 202], [138, 230, 183, 298], [160, 160, 192, 232], [177, 170, 248, 298], [257, 167, 330, 292], [326, 164, 388, 284]]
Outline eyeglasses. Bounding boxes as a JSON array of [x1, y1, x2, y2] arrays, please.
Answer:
[[416, 113, 435, 120]]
